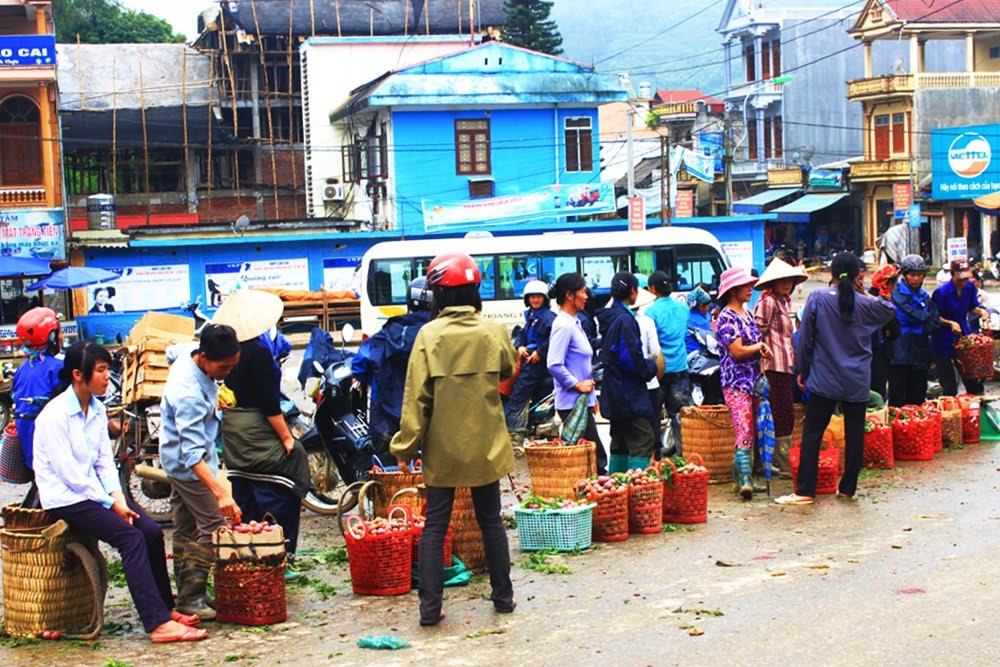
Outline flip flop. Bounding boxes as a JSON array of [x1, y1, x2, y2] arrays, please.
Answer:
[[151, 625, 208, 643], [775, 494, 814, 506], [836, 492, 856, 500], [171, 611, 201, 626], [420, 612, 445, 627]]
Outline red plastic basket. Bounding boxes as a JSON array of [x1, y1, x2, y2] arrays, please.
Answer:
[[921, 402, 943, 453], [954, 335, 993, 381], [863, 424, 894, 469], [343, 511, 414, 596], [215, 556, 287, 626], [891, 406, 934, 461], [588, 485, 629, 543], [789, 446, 838, 495], [957, 394, 981, 444], [627, 481, 663, 534], [660, 454, 709, 524]]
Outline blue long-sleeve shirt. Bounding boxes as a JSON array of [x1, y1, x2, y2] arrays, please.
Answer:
[[160, 343, 222, 482], [931, 280, 979, 358], [547, 310, 596, 411]]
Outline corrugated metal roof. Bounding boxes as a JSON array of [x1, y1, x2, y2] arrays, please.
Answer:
[[884, 0, 1000, 24], [733, 188, 801, 214], [772, 193, 848, 223]]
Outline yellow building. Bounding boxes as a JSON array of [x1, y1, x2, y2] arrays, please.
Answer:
[[848, 0, 1000, 259], [0, 0, 64, 328]]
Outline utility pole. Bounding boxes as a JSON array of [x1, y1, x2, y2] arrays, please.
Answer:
[[626, 105, 635, 198], [660, 135, 667, 226], [723, 106, 734, 216]]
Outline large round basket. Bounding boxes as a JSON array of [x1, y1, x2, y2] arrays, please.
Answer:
[[451, 488, 485, 572], [0, 515, 106, 639], [370, 462, 424, 517], [524, 439, 597, 500], [679, 406, 735, 484]]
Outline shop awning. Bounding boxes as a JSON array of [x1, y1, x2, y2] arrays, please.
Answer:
[[733, 188, 801, 214], [0, 256, 53, 278], [772, 193, 848, 223]]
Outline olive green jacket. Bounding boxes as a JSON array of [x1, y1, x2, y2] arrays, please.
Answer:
[[390, 306, 517, 488]]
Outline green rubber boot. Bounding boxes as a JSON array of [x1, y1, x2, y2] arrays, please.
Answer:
[[174, 542, 217, 621], [627, 456, 651, 472], [609, 454, 629, 474], [734, 449, 754, 500]]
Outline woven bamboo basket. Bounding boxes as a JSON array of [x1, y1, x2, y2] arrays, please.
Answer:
[[370, 466, 424, 517], [451, 488, 485, 572], [2, 502, 53, 530], [524, 440, 597, 500], [1, 513, 106, 639], [791, 403, 806, 444], [679, 406, 735, 484]]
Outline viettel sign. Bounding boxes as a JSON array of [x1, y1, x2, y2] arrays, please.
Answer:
[[932, 124, 1000, 200]]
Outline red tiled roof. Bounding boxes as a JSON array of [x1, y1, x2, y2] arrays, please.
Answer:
[[884, 0, 1000, 24], [654, 89, 725, 106]]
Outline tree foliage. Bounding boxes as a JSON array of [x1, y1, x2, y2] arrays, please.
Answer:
[[502, 0, 563, 55], [54, 0, 186, 44]]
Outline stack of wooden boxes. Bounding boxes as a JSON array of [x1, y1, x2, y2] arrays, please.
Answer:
[[122, 313, 196, 405]]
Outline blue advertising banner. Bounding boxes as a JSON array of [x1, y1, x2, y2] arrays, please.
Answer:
[[0, 208, 64, 260], [0, 35, 56, 67], [931, 124, 1000, 200], [422, 182, 614, 232], [698, 131, 725, 174]]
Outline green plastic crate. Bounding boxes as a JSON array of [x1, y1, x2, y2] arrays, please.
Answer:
[[515, 504, 595, 552], [981, 401, 1000, 441]]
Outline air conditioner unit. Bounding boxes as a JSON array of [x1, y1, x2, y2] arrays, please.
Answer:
[[323, 184, 346, 201]]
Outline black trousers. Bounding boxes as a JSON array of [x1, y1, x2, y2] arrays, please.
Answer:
[[887, 365, 928, 407], [49, 498, 173, 633], [934, 354, 984, 396], [870, 349, 891, 401], [419, 483, 512, 621], [558, 408, 607, 475], [609, 417, 656, 458], [796, 394, 866, 498]]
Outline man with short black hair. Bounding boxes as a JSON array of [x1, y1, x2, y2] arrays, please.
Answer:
[[160, 323, 242, 620], [644, 270, 693, 454]]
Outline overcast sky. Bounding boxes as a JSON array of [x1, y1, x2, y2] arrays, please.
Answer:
[[120, 0, 208, 40]]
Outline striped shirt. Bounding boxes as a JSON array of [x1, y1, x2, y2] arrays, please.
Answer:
[[754, 293, 795, 374]]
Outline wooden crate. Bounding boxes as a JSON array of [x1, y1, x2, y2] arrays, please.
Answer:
[[121, 313, 196, 406]]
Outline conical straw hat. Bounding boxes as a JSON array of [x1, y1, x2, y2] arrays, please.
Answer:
[[754, 258, 808, 290], [212, 289, 284, 342]]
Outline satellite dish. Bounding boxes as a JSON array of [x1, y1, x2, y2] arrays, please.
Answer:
[[892, 57, 905, 73]]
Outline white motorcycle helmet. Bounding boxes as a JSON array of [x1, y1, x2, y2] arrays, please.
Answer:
[[522, 280, 550, 307]]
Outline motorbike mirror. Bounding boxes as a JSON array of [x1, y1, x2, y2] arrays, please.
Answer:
[[313, 360, 324, 374], [341, 323, 355, 344]]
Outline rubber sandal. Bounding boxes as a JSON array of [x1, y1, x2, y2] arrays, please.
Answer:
[[171, 610, 201, 626], [775, 494, 814, 505], [151, 625, 208, 643], [420, 612, 445, 627], [836, 492, 856, 500]]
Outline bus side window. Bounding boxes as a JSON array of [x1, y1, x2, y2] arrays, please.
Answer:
[[634, 248, 671, 279], [371, 259, 413, 305], [674, 245, 724, 292], [475, 256, 496, 300], [581, 253, 628, 295], [539, 254, 576, 285], [497, 254, 543, 300]]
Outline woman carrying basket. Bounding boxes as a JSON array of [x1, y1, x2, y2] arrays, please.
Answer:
[[776, 253, 895, 505], [391, 252, 517, 626], [33, 342, 206, 643], [931, 259, 986, 396]]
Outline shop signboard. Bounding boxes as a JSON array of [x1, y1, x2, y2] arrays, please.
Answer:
[[422, 183, 614, 232], [893, 183, 912, 219], [675, 190, 695, 218], [0, 208, 65, 261], [931, 124, 1000, 200], [204, 258, 309, 304], [86, 265, 191, 313], [947, 237, 968, 262], [628, 196, 646, 231], [0, 35, 56, 67], [808, 169, 844, 189], [721, 241, 754, 270]]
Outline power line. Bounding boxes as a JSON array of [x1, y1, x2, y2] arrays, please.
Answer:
[[594, 0, 726, 66]]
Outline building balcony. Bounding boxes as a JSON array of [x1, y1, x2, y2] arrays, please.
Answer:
[[847, 72, 1000, 101], [725, 79, 783, 104], [849, 158, 912, 182], [0, 185, 47, 207], [732, 158, 786, 181]]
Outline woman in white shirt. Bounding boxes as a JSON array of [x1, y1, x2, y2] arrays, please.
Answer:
[[33, 342, 207, 643], [634, 287, 665, 451]]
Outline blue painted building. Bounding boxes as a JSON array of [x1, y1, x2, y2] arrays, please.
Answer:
[[329, 42, 628, 234]]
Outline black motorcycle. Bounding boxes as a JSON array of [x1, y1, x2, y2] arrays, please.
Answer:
[[297, 325, 385, 515]]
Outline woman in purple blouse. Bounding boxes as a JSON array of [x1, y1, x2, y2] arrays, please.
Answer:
[[715, 267, 772, 499], [546, 273, 607, 475]]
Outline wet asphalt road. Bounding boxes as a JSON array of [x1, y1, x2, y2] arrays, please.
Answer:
[[1, 440, 997, 666]]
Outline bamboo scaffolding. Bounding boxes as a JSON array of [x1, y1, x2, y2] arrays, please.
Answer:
[[138, 62, 151, 226], [218, 9, 242, 201], [111, 58, 117, 194], [250, 0, 281, 217], [182, 48, 190, 211]]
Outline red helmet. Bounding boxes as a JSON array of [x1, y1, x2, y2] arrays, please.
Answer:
[[17, 307, 60, 350], [426, 252, 481, 288]]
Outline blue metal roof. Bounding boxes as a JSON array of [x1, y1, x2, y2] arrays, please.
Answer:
[[733, 188, 801, 214], [771, 193, 848, 223], [331, 43, 627, 122]]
